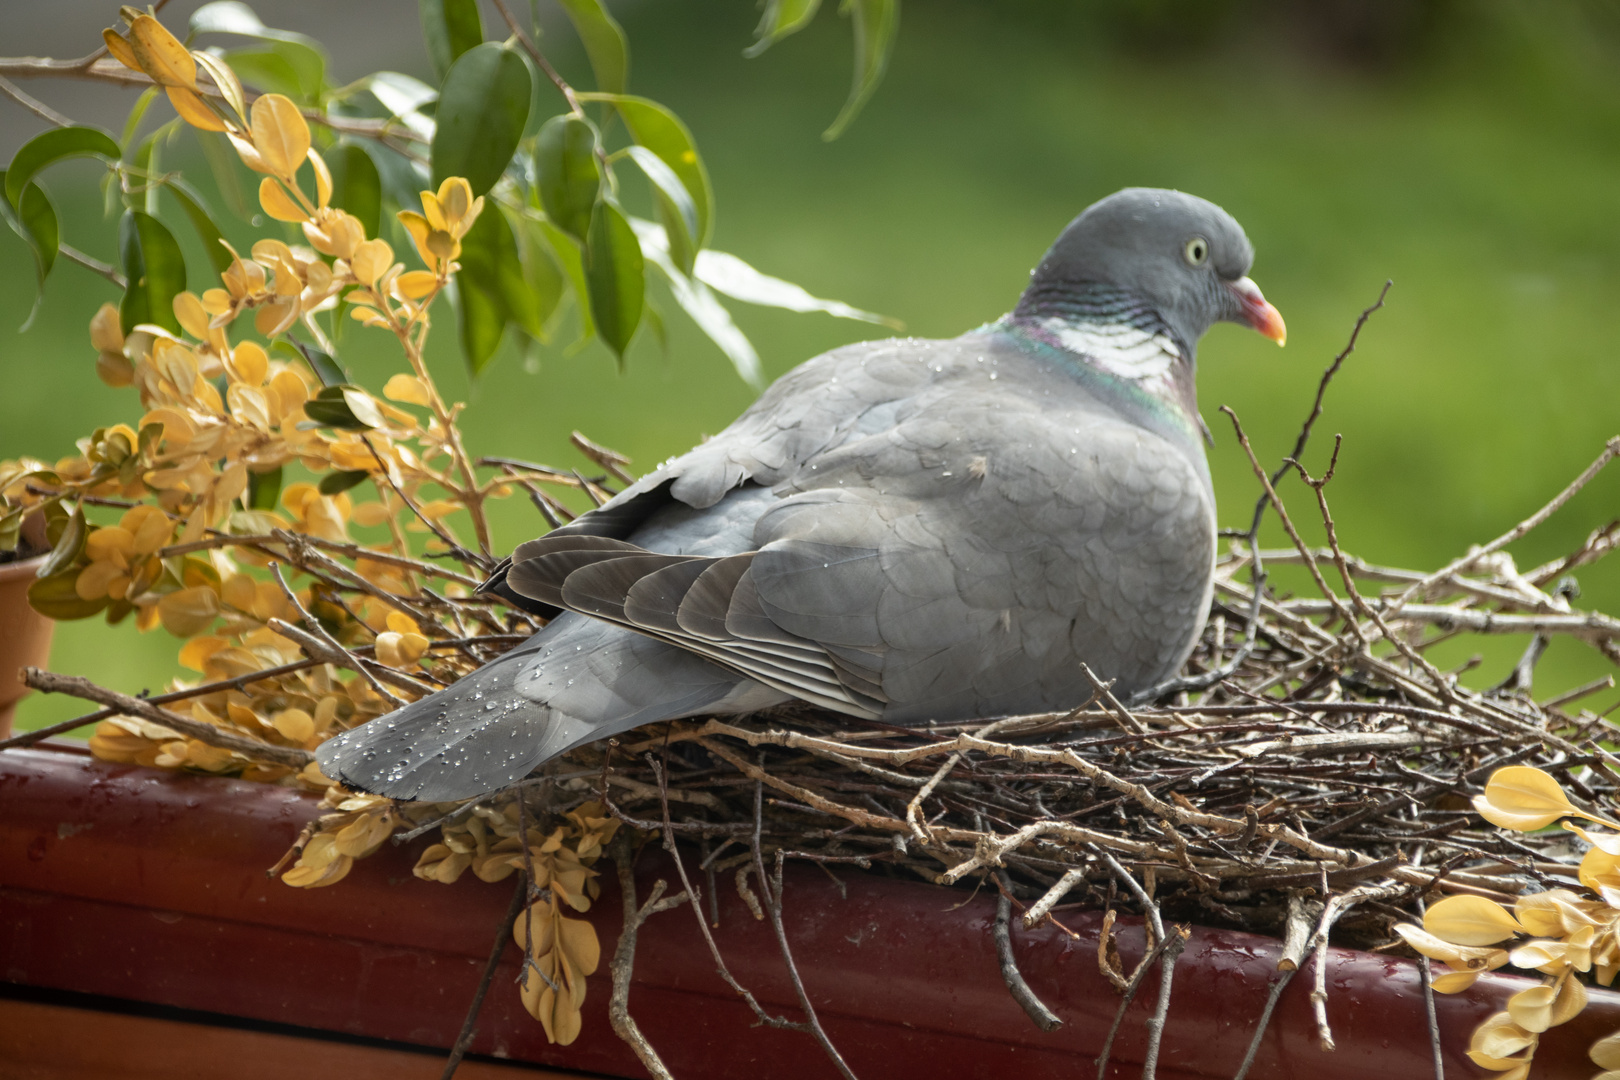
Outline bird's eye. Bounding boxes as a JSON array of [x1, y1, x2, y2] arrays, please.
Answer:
[[1184, 237, 1209, 266]]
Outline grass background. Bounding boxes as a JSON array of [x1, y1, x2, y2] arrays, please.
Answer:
[[3, 0, 1618, 732]]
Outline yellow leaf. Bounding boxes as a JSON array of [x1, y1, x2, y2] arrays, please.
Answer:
[[259, 177, 307, 223], [382, 373, 431, 406], [166, 86, 225, 132], [272, 708, 315, 743], [350, 238, 394, 288], [1593, 1030, 1620, 1069], [394, 270, 439, 300], [308, 148, 332, 209], [128, 14, 196, 89], [228, 341, 270, 386], [1470, 1011, 1537, 1060], [1567, 821, 1620, 855], [249, 93, 311, 181], [86, 525, 136, 564], [192, 49, 246, 126], [172, 291, 210, 339], [436, 177, 473, 229], [1551, 974, 1587, 1027], [1424, 894, 1526, 946], [254, 298, 299, 338], [1429, 969, 1481, 993], [178, 635, 228, 672], [397, 210, 433, 264], [102, 28, 141, 72], [75, 560, 123, 601], [1508, 984, 1556, 1033], [1475, 766, 1576, 831], [90, 301, 125, 352], [158, 585, 221, 637], [1581, 847, 1620, 892]]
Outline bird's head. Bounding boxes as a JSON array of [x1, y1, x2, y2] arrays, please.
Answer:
[[1018, 188, 1285, 352]]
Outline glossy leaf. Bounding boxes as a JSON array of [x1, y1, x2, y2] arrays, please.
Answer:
[[514, 213, 565, 339], [624, 144, 697, 275], [248, 465, 282, 510], [5, 126, 121, 208], [0, 173, 60, 332], [431, 42, 532, 197], [277, 338, 347, 386], [223, 48, 306, 101], [118, 210, 187, 336], [454, 203, 544, 370], [585, 200, 643, 359], [301, 384, 380, 430], [630, 217, 761, 387], [696, 248, 896, 327], [420, 0, 483, 81], [319, 469, 370, 496], [581, 94, 711, 244], [326, 143, 382, 239], [165, 178, 233, 274], [535, 216, 593, 341], [556, 0, 628, 95], [745, 0, 822, 57], [535, 115, 600, 242], [824, 0, 899, 141], [367, 71, 437, 141], [191, 2, 328, 102], [38, 503, 87, 579]]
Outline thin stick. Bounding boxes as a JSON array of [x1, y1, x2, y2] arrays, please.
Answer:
[[0, 73, 73, 125], [607, 831, 687, 1079], [1232, 893, 1317, 1080], [1022, 867, 1087, 929], [268, 561, 411, 707], [994, 872, 1063, 1031], [441, 879, 525, 1080], [21, 668, 312, 768], [1140, 927, 1189, 1080], [1094, 920, 1182, 1080]]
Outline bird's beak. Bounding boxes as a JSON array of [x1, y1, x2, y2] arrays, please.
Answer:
[[1227, 277, 1286, 346]]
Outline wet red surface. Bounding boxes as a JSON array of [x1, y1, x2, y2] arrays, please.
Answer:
[[1, 745, 1611, 1078]]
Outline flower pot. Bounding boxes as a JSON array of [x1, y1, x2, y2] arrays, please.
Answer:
[[0, 553, 54, 738]]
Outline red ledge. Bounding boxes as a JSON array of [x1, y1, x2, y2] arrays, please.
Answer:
[[1, 745, 1611, 1078]]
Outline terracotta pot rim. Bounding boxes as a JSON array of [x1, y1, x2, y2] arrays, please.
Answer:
[[0, 553, 48, 584]]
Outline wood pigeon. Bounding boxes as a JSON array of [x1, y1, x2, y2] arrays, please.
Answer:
[[318, 187, 1286, 801]]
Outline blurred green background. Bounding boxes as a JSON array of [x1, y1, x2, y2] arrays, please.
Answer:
[[3, 0, 1618, 732]]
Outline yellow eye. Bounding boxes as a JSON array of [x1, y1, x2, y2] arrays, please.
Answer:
[[1184, 236, 1209, 266]]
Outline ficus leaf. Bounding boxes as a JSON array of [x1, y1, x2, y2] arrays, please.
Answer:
[[318, 469, 370, 496], [824, 0, 899, 141], [582, 94, 712, 244], [301, 384, 377, 430], [514, 213, 565, 339], [118, 209, 187, 335], [624, 144, 697, 276], [629, 217, 762, 387], [585, 199, 643, 360], [420, 0, 483, 81], [222, 47, 306, 102], [4, 126, 121, 208], [248, 465, 282, 510], [1424, 894, 1526, 946], [535, 216, 594, 342], [556, 0, 628, 95], [164, 178, 233, 274], [191, 2, 328, 102], [454, 203, 545, 376], [0, 172, 60, 332], [745, 0, 822, 57], [696, 248, 897, 327], [326, 143, 382, 239], [366, 71, 438, 141], [276, 338, 347, 387], [431, 42, 532, 197], [534, 115, 600, 243]]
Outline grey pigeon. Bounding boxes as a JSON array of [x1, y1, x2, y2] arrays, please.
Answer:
[[318, 188, 1286, 801]]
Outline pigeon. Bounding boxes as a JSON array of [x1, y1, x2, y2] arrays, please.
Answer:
[[318, 188, 1285, 801]]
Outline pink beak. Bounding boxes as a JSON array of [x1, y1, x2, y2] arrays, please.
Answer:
[[1227, 276, 1286, 346]]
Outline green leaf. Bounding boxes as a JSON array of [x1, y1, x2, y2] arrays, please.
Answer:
[[0, 172, 60, 332], [4, 126, 121, 208], [514, 213, 565, 338], [534, 115, 600, 242], [117, 210, 187, 335], [367, 71, 438, 141], [696, 249, 897, 327], [556, 0, 629, 95], [585, 199, 643, 359], [455, 204, 548, 374], [745, 0, 822, 57], [327, 143, 382, 239], [223, 47, 306, 101], [37, 503, 86, 579], [0, 508, 22, 552], [421, 0, 484, 81], [248, 465, 282, 510], [277, 338, 347, 386], [165, 178, 232, 275], [824, 0, 899, 140], [29, 568, 108, 621], [455, 266, 505, 376], [536, 216, 594, 342], [580, 94, 712, 244], [121, 87, 161, 151], [630, 216, 761, 387], [431, 42, 532, 197], [301, 385, 381, 430], [624, 144, 697, 275], [319, 469, 370, 496], [191, 2, 328, 102]]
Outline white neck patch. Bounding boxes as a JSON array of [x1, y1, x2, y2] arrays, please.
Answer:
[[1039, 317, 1182, 384]]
